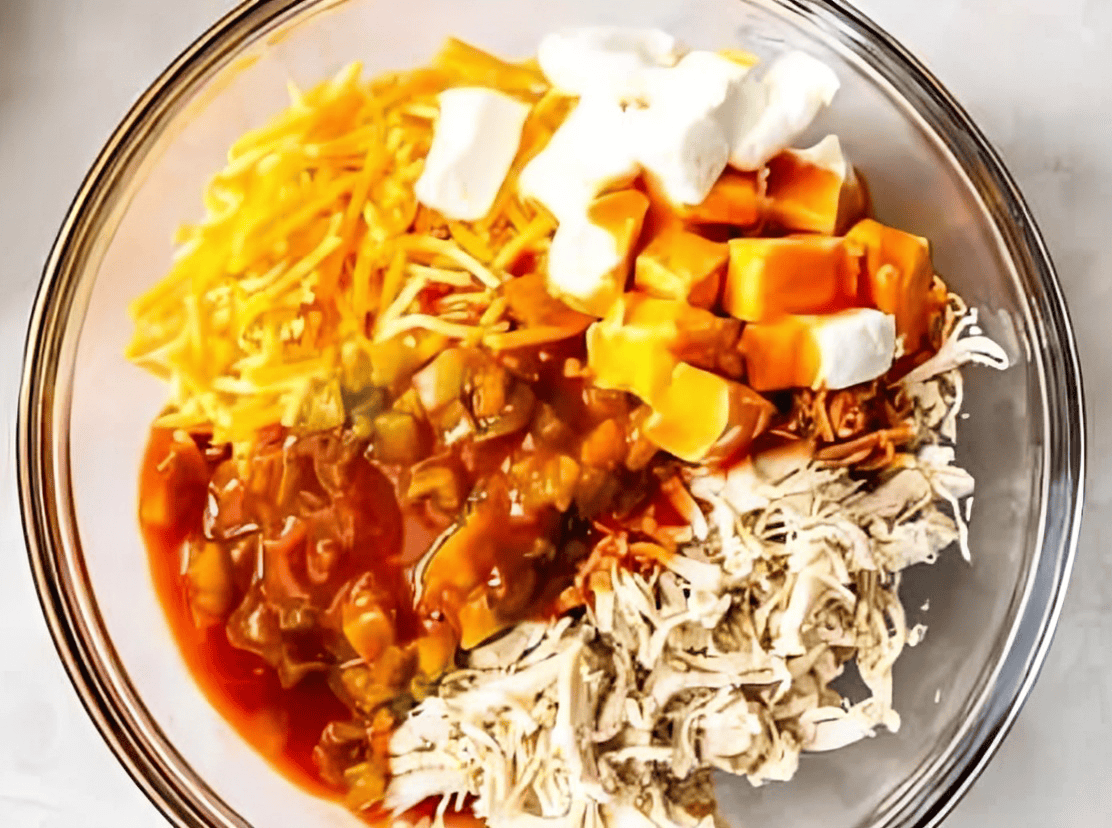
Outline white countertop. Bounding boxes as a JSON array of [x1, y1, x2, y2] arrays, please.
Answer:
[[0, 1, 1108, 825]]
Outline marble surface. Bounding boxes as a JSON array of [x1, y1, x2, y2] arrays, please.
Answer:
[[0, 0, 1108, 825]]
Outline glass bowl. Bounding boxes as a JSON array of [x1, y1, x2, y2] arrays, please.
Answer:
[[18, 1, 1084, 827]]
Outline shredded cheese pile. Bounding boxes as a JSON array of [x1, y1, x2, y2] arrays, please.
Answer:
[[127, 41, 571, 446]]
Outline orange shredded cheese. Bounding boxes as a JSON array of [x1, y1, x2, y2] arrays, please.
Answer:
[[128, 40, 566, 449]]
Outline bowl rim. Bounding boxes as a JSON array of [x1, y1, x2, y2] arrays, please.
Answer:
[[17, 1, 1085, 827]]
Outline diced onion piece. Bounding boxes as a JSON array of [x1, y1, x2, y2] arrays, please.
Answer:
[[185, 542, 234, 623], [411, 348, 471, 414], [342, 588, 397, 665]]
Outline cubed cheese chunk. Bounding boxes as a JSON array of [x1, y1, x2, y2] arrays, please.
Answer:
[[673, 169, 761, 227], [726, 51, 840, 171], [546, 190, 649, 317], [741, 308, 896, 391], [723, 235, 859, 321], [519, 97, 640, 222], [740, 314, 820, 391], [812, 308, 896, 389], [642, 363, 774, 463], [846, 219, 934, 350], [634, 225, 728, 308], [415, 87, 530, 221], [587, 294, 738, 400], [764, 135, 867, 234], [587, 312, 679, 404], [537, 26, 683, 100]]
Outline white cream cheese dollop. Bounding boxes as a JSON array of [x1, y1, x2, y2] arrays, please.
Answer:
[[727, 50, 841, 171], [526, 35, 839, 213], [511, 32, 843, 318], [788, 133, 851, 177], [546, 219, 629, 315], [518, 96, 640, 222], [537, 26, 684, 100], [545, 190, 648, 317], [812, 308, 897, 390], [415, 87, 530, 221], [630, 51, 752, 205]]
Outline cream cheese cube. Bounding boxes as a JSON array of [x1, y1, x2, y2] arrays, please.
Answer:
[[813, 308, 896, 390], [537, 26, 683, 100], [790, 133, 850, 177], [632, 106, 729, 206], [727, 50, 840, 171], [545, 190, 649, 317], [641, 50, 752, 116], [518, 97, 640, 222], [630, 51, 749, 205], [547, 219, 628, 316], [415, 87, 530, 221]]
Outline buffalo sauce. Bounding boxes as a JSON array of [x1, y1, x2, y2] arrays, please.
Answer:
[[136, 351, 675, 814], [140, 427, 349, 798]]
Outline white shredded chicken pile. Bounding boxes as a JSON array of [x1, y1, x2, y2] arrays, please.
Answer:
[[385, 310, 1008, 828]]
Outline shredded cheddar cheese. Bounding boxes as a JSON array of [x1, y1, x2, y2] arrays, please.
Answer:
[[128, 44, 561, 448]]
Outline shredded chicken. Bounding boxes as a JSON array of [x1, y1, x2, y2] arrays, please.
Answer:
[[384, 306, 1007, 828]]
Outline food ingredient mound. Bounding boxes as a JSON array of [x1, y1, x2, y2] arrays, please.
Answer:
[[127, 25, 1009, 828], [384, 300, 1006, 828]]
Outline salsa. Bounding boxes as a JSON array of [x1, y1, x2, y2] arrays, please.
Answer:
[[141, 428, 350, 796], [138, 340, 715, 808]]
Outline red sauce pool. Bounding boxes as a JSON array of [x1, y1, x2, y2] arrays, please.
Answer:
[[140, 429, 349, 799]]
